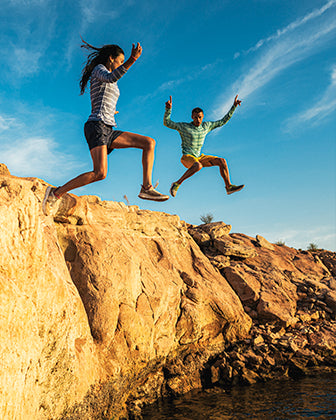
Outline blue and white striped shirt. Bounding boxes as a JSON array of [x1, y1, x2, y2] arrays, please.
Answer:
[[164, 105, 237, 157], [87, 64, 127, 126]]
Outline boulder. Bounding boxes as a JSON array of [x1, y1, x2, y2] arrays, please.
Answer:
[[197, 221, 232, 239], [0, 163, 10, 176], [223, 265, 261, 305], [256, 234, 274, 251], [213, 237, 257, 259]]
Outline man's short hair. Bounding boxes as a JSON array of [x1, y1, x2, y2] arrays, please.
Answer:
[[192, 107, 204, 115]]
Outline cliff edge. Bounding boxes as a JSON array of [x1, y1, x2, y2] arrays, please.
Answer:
[[0, 163, 335, 419]]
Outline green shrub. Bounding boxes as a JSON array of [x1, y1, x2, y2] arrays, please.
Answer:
[[200, 213, 214, 224]]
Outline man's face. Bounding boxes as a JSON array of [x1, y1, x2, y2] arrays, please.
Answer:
[[191, 111, 204, 127]]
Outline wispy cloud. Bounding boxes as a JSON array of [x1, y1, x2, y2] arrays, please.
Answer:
[[261, 225, 336, 251], [0, 1, 56, 81], [9, 0, 48, 4], [235, 0, 336, 58], [0, 115, 16, 131], [9, 48, 43, 77], [0, 107, 84, 181], [0, 137, 81, 180], [286, 65, 336, 130], [215, 1, 336, 115], [133, 61, 222, 105], [64, 0, 122, 68]]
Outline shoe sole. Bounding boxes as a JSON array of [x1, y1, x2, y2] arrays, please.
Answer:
[[138, 194, 169, 202], [227, 185, 245, 195], [42, 186, 53, 215]]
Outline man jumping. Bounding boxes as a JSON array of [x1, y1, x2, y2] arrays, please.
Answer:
[[163, 95, 244, 197]]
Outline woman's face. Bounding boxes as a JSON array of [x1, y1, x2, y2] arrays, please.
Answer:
[[108, 53, 125, 70]]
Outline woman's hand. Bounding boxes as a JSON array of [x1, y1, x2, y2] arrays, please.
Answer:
[[131, 42, 142, 60], [123, 42, 142, 70]]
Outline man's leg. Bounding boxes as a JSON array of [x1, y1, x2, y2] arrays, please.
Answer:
[[176, 161, 203, 185], [202, 156, 231, 189], [112, 132, 169, 201], [170, 155, 203, 197], [201, 156, 244, 194]]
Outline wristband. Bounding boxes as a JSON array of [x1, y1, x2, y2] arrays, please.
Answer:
[[130, 55, 137, 61]]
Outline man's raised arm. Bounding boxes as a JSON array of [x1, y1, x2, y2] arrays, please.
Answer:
[[208, 94, 242, 131], [163, 96, 180, 130]]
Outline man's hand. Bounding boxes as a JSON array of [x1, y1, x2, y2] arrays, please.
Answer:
[[165, 95, 172, 109], [234, 94, 242, 107]]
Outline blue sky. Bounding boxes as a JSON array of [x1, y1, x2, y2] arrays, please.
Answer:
[[0, 0, 335, 251]]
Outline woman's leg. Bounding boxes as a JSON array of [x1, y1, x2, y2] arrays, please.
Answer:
[[112, 132, 155, 187], [54, 145, 108, 197], [112, 132, 169, 201]]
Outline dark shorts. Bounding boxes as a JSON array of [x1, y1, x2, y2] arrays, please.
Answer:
[[84, 120, 123, 154]]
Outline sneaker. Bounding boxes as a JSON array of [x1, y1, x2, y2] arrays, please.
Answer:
[[138, 185, 169, 202], [226, 184, 245, 195], [170, 182, 180, 197], [42, 186, 60, 215]]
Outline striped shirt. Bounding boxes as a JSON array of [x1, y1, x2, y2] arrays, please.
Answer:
[[87, 64, 127, 126], [163, 105, 237, 157]]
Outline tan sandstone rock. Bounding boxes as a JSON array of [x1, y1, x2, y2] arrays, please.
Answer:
[[0, 175, 99, 420], [1, 165, 335, 419], [213, 237, 257, 259], [256, 234, 275, 251], [0, 169, 251, 420]]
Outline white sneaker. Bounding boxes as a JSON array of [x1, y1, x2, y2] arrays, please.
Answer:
[[138, 185, 169, 202], [42, 186, 60, 215]]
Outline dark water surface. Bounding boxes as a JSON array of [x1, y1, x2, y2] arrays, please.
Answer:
[[142, 374, 336, 419]]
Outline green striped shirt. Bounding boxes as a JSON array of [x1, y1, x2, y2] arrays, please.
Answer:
[[163, 104, 237, 157]]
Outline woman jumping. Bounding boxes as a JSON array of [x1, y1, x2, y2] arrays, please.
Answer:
[[43, 39, 169, 215]]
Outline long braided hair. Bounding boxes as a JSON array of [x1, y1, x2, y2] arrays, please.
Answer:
[[79, 38, 124, 95]]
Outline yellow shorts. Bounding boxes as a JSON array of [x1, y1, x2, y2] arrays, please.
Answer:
[[181, 154, 219, 169]]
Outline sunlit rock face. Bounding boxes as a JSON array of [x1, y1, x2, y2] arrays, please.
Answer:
[[0, 165, 251, 419], [1, 164, 334, 419]]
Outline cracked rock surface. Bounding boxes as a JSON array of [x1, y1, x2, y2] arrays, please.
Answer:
[[0, 164, 334, 419], [0, 165, 250, 420]]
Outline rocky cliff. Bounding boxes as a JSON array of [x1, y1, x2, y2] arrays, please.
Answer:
[[0, 163, 335, 420]]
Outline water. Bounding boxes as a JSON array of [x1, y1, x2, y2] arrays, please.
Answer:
[[142, 374, 336, 419]]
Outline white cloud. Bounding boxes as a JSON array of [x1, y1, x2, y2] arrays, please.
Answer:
[[9, 0, 49, 4], [10, 48, 43, 77], [132, 61, 222, 106], [236, 0, 336, 57], [261, 226, 336, 251], [0, 115, 16, 131], [286, 65, 336, 129], [0, 105, 84, 182], [65, 0, 121, 69], [0, 137, 83, 180], [0, 1, 56, 80], [215, 2, 336, 116]]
